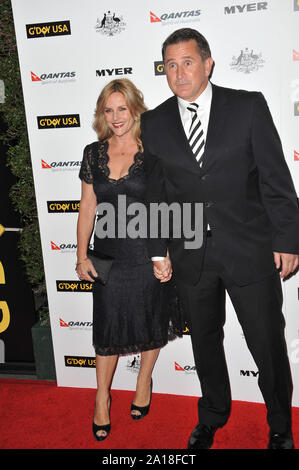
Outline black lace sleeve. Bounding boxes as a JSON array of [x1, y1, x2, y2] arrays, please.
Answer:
[[79, 144, 94, 184]]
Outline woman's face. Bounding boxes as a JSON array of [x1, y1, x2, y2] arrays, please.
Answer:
[[104, 92, 134, 138]]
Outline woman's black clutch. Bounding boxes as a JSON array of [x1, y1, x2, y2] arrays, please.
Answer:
[[87, 248, 114, 285]]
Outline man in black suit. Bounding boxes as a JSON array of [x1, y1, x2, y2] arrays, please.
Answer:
[[141, 28, 299, 449]]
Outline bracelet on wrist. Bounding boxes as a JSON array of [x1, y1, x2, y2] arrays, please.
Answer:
[[75, 257, 88, 268]]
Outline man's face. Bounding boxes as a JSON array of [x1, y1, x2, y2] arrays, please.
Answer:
[[164, 39, 213, 102]]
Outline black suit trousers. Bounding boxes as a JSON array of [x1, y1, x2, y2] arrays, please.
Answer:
[[176, 236, 293, 433]]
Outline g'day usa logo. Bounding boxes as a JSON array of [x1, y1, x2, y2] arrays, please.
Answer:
[[47, 200, 80, 213], [150, 9, 201, 25], [37, 114, 80, 129], [26, 20, 71, 38]]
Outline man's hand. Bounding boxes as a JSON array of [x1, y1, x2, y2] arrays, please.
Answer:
[[273, 252, 299, 279], [153, 254, 172, 283]]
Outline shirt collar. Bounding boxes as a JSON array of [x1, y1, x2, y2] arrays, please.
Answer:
[[178, 80, 212, 117]]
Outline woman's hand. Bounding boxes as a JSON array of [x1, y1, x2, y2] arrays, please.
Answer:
[[76, 258, 98, 282], [153, 252, 172, 283]]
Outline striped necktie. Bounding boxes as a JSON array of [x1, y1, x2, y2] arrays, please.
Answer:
[[187, 102, 205, 164]]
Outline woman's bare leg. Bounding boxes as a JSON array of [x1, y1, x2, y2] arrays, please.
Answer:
[[131, 348, 160, 416], [94, 354, 118, 437]]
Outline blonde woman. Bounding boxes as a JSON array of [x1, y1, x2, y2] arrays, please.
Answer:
[[76, 79, 180, 442]]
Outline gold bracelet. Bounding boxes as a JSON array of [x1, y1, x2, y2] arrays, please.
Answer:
[[75, 257, 88, 269]]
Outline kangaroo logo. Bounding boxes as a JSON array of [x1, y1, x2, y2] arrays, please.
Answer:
[[230, 48, 265, 73], [95, 11, 126, 36]]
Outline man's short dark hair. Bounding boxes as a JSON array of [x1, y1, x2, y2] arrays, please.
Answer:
[[162, 28, 211, 62]]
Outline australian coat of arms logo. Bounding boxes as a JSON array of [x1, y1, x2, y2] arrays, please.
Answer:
[[126, 355, 141, 374], [230, 48, 265, 74], [95, 11, 126, 36]]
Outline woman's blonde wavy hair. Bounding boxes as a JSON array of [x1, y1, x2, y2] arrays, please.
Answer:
[[93, 79, 147, 151]]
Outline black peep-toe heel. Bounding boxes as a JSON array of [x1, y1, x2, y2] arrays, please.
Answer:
[[92, 394, 111, 441], [131, 379, 153, 420]]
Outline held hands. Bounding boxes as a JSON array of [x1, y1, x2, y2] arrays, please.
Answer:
[[273, 252, 299, 279], [76, 257, 98, 282], [153, 252, 173, 283]]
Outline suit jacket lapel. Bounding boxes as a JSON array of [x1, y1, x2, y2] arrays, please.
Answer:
[[165, 96, 202, 175], [165, 84, 229, 175], [201, 84, 229, 172]]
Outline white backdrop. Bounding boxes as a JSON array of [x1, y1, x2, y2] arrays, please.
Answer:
[[11, 0, 299, 405]]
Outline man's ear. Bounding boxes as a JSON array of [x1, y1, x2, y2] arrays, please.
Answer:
[[205, 57, 214, 78]]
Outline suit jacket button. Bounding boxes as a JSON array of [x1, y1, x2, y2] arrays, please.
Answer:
[[201, 174, 209, 181]]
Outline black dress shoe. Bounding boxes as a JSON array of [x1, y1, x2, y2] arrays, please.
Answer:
[[92, 394, 111, 442], [268, 429, 294, 449], [131, 379, 153, 420], [188, 423, 217, 449]]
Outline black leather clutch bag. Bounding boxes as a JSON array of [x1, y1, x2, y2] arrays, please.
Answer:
[[87, 248, 114, 285]]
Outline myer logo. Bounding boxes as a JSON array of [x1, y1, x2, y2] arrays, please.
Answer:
[[240, 370, 259, 377], [154, 61, 165, 76], [47, 201, 80, 213], [37, 114, 80, 129], [31, 71, 76, 84], [96, 67, 132, 77], [224, 2, 267, 14], [150, 9, 201, 24], [56, 280, 93, 292], [26, 20, 71, 38], [41, 158, 81, 171], [65, 356, 95, 368]]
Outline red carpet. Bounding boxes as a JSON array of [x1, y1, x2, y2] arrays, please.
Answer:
[[0, 378, 298, 450]]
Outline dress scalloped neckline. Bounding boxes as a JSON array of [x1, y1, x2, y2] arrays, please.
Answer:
[[98, 140, 143, 185]]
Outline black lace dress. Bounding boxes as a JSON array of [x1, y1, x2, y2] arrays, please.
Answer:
[[79, 140, 182, 356]]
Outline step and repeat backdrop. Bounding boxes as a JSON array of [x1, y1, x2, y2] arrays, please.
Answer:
[[11, 0, 299, 404]]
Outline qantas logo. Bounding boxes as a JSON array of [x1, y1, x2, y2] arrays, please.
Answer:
[[31, 72, 42, 81], [295, 150, 299, 161], [31, 71, 76, 83], [51, 241, 61, 251], [51, 241, 93, 252], [174, 361, 196, 373], [60, 318, 69, 327], [60, 318, 92, 329], [51, 241, 77, 252], [150, 11, 162, 22], [41, 159, 52, 168], [150, 9, 201, 23], [293, 50, 299, 61], [41, 158, 81, 171]]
